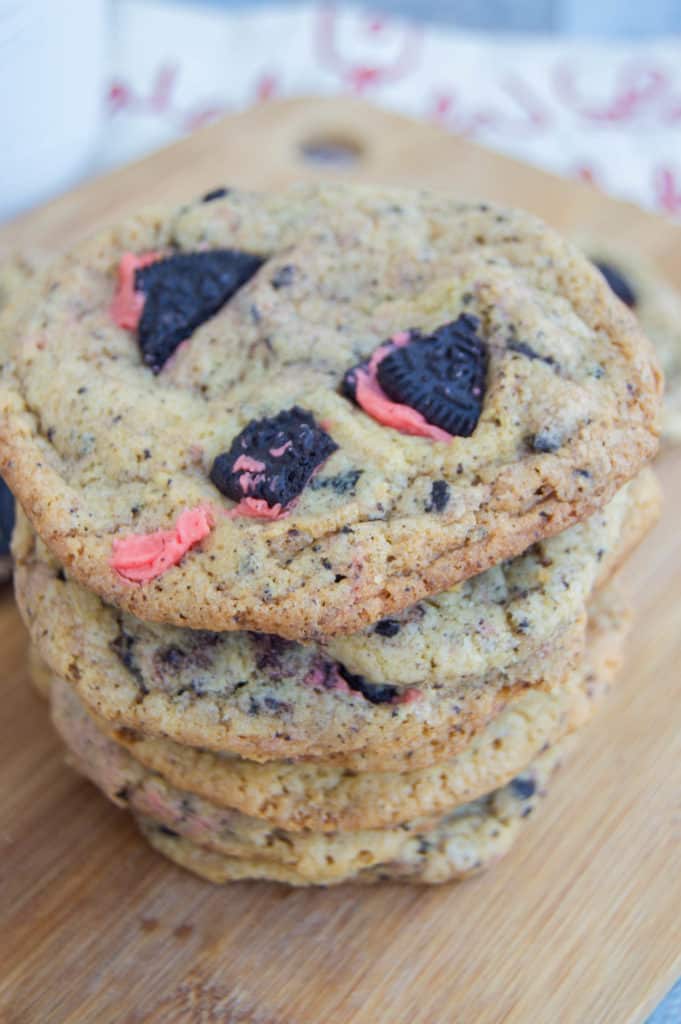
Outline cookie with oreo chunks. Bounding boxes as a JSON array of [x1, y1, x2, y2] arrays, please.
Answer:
[[210, 407, 338, 516], [0, 186, 661, 638]]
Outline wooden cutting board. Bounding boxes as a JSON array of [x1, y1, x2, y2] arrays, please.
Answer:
[[1, 97, 680, 1024]]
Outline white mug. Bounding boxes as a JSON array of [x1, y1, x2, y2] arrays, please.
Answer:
[[0, 0, 109, 222]]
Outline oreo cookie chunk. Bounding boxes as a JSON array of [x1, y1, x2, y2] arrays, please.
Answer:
[[0, 476, 14, 582], [135, 249, 264, 372], [210, 407, 338, 516], [336, 664, 398, 704], [343, 315, 488, 438], [594, 261, 637, 309]]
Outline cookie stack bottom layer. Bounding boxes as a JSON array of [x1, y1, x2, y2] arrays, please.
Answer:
[[32, 583, 630, 886]]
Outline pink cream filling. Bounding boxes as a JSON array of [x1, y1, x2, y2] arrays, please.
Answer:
[[225, 442, 330, 522], [111, 504, 214, 583], [393, 687, 422, 705], [303, 663, 353, 695], [225, 498, 287, 521], [269, 440, 292, 457], [232, 455, 268, 496], [110, 251, 162, 330], [354, 336, 453, 443], [232, 455, 267, 473]]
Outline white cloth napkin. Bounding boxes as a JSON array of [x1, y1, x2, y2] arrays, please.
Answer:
[[106, 1, 681, 219]]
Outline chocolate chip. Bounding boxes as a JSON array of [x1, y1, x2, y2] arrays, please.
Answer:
[[510, 775, 536, 799], [110, 624, 145, 689], [426, 479, 449, 513], [507, 339, 557, 367], [263, 695, 292, 714], [528, 431, 562, 453], [270, 265, 295, 289], [310, 469, 363, 495], [158, 825, 180, 838], [594, 260, 637, 308], [373, 619, 401, 638], [201, 187, 230, 202]]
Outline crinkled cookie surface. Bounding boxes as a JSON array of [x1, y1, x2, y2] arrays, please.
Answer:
[[0, 186, 661, 638]]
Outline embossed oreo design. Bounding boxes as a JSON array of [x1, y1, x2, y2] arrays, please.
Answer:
[[210, 407, 338, 519], [343, 315, 487, 440], [111, 249, 264, 371], [594, 261, 637, 309]]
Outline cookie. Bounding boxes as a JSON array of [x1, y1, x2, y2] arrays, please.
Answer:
[[13, 473, 656, 766], [27, 643, 52, 699], [582, 243, 681, 443], [35, 583, 630, 833], [134, 736, 575, 886], [0, 252, 36, 311], [53, 639, 606, 884], [0, 254, 37, 583], [0, 186, 661, 639]]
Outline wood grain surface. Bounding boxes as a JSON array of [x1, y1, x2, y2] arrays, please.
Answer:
[[0, 98, 679, 1024]]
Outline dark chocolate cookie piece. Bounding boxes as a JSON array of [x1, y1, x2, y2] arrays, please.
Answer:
[[0, 477, 14, 582], [201, 187, 230, 203], [376, 315, 487, 437], [136, 249, 264, 371], [336, 664, 399, 705], [0, 476, 14, 557], [594, 261, 637, 309], [210, 407, 338, 511]]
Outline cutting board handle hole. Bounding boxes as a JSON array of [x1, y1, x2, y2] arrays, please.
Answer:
[[299, 134, 363, 167]]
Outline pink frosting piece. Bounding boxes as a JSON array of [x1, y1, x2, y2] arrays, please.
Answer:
[[225, 497, 287, 521], [238, 472, 266, 494], [303, 663, 354, 695], [111, 505, 214, 582], [232, 456, 268, 496], [233, 455, 267, 473], [354, 341, 453, 443], [393, 687, 422, 705], [269, 440, 292, 457], [110, 251, 162, 330]]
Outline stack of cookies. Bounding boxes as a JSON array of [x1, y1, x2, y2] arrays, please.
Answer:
[[0, 185, 662, 886]]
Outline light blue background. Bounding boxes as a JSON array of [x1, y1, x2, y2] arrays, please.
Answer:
[[177, 0, 681, 35]]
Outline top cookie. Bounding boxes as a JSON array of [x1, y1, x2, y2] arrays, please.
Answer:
[[0, 186, 661, 638]]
